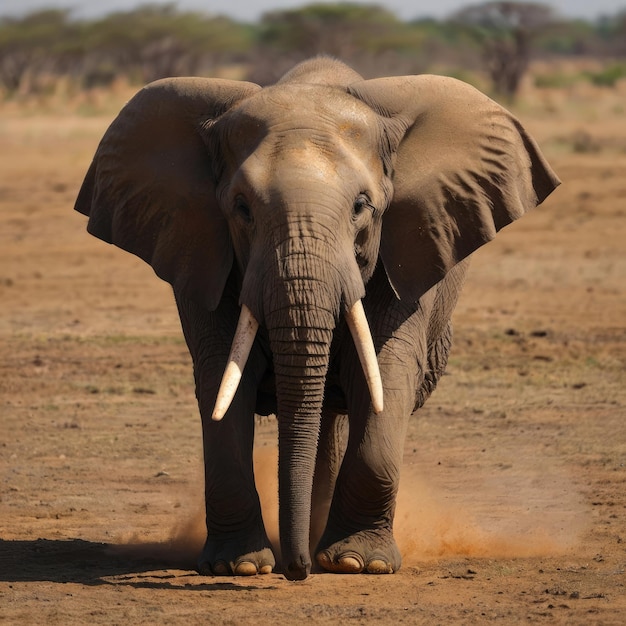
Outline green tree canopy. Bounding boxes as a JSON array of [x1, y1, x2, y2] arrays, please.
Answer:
[[1, 3, 624, 97], [452, 1, 557, 97]]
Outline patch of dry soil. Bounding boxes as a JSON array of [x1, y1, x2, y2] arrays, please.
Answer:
[[1, 89, 624, 623]]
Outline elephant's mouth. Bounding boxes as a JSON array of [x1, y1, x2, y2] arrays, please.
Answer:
[[211, 301, 383, 421]]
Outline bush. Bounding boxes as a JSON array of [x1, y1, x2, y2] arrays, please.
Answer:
[[585, 63, 626, 87]]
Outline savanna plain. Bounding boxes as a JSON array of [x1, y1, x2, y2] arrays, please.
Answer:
[[1, 72, 625, 624]]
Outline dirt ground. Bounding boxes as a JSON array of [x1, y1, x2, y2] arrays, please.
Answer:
[[1, 80, 625, 624]]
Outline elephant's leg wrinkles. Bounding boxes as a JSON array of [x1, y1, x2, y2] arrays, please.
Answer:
[[316, 271, 449, 574], [310, 412, 348, 550], [177, 294, 275, 576], [198, 388, 275, 576], [317, 355, 417, 574]]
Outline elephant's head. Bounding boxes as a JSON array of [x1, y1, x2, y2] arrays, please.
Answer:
[[75, 58, 559, 579]]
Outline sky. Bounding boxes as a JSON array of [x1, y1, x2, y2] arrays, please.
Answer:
[[1, 0, 624, 22]]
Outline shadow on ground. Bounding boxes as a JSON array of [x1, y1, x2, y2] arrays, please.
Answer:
[[0, 538, 173, 584], [0, 538, 280, 591]]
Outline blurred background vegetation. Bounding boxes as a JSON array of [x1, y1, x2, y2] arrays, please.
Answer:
[[1, 1, 625, 106]]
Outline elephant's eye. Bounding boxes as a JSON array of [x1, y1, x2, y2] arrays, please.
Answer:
[[234, 195, 252, 223], [353, 193, 372, 219]]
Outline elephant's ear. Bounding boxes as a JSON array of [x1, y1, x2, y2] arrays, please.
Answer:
[[75, 77, 261, 311], [349, 76, 560, 307]]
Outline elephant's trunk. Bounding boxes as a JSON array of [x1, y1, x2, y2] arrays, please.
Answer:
[[270, 319, 333, 580], [212, 230, 382, 580], [263, 235, 344, 580]]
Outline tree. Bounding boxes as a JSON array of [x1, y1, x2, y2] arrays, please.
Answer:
[[84, 5, 253, 84], [452, 2, 556, 98], [597, 9, 626, 57], [253, 3, 416, 82], [0, 9, 79, 93]]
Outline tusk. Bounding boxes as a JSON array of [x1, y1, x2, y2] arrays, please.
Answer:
[[212, 304, 259, 421], [345, 300, 384, 414]]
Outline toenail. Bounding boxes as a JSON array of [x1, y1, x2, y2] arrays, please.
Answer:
[[338, 555, 364, 573], [234, 561, 258, 576], [366, 559, 393, 574], [316, 551, 332, 568], [212, 561, 229, 575], [197, 561, 212, 576]]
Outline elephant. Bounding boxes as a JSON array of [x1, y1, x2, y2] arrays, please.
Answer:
[[74, 57, 559, 580]]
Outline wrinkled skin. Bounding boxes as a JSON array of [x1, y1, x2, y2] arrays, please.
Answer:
[[75, 58, 560, 580]]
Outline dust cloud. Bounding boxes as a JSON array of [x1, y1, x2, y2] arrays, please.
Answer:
[[112, 444, 587, 569], [111, 503, 206, 570], [395, 463, 587, 563], [110, 446, 278, 568]]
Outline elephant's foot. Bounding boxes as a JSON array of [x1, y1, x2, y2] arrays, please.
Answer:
[[197, 526, 275, 576], [315, 527, 401, 574]]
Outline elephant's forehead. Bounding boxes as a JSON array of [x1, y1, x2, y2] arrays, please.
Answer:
[[232, 84, 378, 144]]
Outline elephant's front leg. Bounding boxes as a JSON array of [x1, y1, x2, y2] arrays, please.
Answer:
[[177, 296, 275, 576], [316, 357, 416, 574], [197, 376, 275, 576]]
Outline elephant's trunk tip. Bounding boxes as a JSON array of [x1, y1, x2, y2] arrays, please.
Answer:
[[284, 560, 311, 581]]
